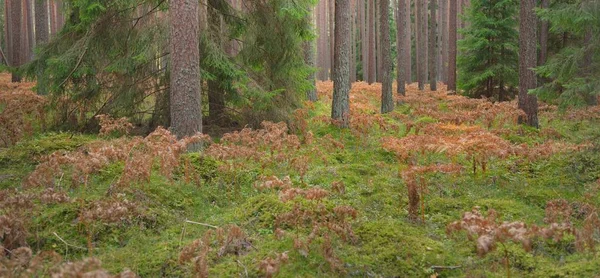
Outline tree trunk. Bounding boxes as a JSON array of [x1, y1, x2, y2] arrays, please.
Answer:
[[429, 0, 437, 91], [332, 0, 351, 128], [5, 0, 12, 66], [367, 0, 376, 84], [350, 0, 356, 83], [10, 0, 22, 82], [305, 10, 318, 102], [440, 0, 447, 83], [361, 0, 367, 81], [416, 0, 427, 90], [518, 0, 539, 128], [396, 0, 409, 96], [376, 0, 381, 83], [317, 0, 328, 80], [436, 0, 442, 82], [50, 0, 56, 35], [406, 0, 412, 83], [447, 0, 457, 92], [380, 0, 393, 113], [170, 0, 202, 139], [329, 0, 335, 80], [26, 0, 34, 60]]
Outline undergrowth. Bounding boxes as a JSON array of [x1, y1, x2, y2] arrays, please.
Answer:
[[1, 75, 599, 277]]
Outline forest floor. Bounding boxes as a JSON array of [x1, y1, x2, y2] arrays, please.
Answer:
[[1, 73, 600, 277]]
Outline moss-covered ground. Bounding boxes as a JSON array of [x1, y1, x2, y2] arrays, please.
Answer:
[[1, 81, 599, 277]]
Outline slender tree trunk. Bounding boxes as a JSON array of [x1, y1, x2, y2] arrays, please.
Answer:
[[10, 0, 22, 82], [448, 0, 457, 92], [440, 0, 447, 83], [50, 0, 56, 35], [361, 0, 368, 81], [396, 0, 409, 96], [350, 0, 356, 83], [380, 0, 393, 113], [329, 0, 335, 80], [305, 9, 318, 102], [317, 0, 327, 80], [5, 0, 12, 66], [416, 0, 427, 90], [367, 0, 376, 84], [332, 0, 351, 127], [170, 0, 202, 139], [406, 0, 412, 83], [518, 0, 539, 128], [429, 0, 437, 91], [436, 0, 442, 82], [376, 0, 381, 83]]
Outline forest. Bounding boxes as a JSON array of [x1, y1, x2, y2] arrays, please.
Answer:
[[0, 0, 599, 277]]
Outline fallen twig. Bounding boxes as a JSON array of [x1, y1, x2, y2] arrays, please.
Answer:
[[184, 219, 218, 229], [53, 232, 87, 250]]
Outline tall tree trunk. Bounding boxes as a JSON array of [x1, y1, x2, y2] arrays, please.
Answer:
[[429, 0, 437, 91], [170, 0, 202, 139], [436, 0, 442, 82], [5, 0, 12, 66], [49, 0, 56, 35], [396, 0, 409, 96], [380, 0, 393, 113], [376, 0, 381, 83], [448, 0, 457, 92], [332, 0, 351, 127], [518, 0, 539, 128], [35, 0, 50, 95], [10, 0, 22, 82], [440, 0, 447, 83], [317, 0, 327, 80], [361, 0, 368, 81], [406, 0, 412, 83], [367, 0, 376, 84], [305, 9, 318, 102], [416, 0, 426, 90], [329, 0, 335, 80], [350, 0, 356, 83]]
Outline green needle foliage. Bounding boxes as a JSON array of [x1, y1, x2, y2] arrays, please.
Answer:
[[25, 0, 316, 131], [458, 0, 519, 101], [532, 0, 600, 107]]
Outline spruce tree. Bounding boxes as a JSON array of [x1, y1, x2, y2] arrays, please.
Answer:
[[458, 0, 518, 101]]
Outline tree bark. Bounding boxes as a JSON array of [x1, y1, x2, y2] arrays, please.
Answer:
[[50, 0, 56, 35], [305, 9, 318, 102], [416, 0, 427, 90], [376, 0, 381, 83], [5, 0, 12, 66], [360, 0, 367, 81], [332, 0, 351, 128], [380, 0, 393, 113], [317, 0, 328, 80], [10, 0, 22, 82], [428, 0, 437, 91], [367, 0, 376, 84], [447, 0, 457, 92], [329, 0, 335, 81], [396, 0, 409, 96], [170, 0, 202, 139], [518, 0, 539, 128], [350, 0, 356, 83], [440, 0, 447, 83]]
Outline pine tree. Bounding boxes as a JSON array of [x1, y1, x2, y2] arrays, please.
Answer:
[[380, 0, 394, 113], [9, 0, 21, 82], [448, 0, 457, 92], [518, 0, 539, 128], [396, 0, 410, 96], [458, 0, 519, 101], [533, 0, 599, 106], [332, 0, 351, 127], [428, 0, 437, 91], [170, 0, 202, 139]]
